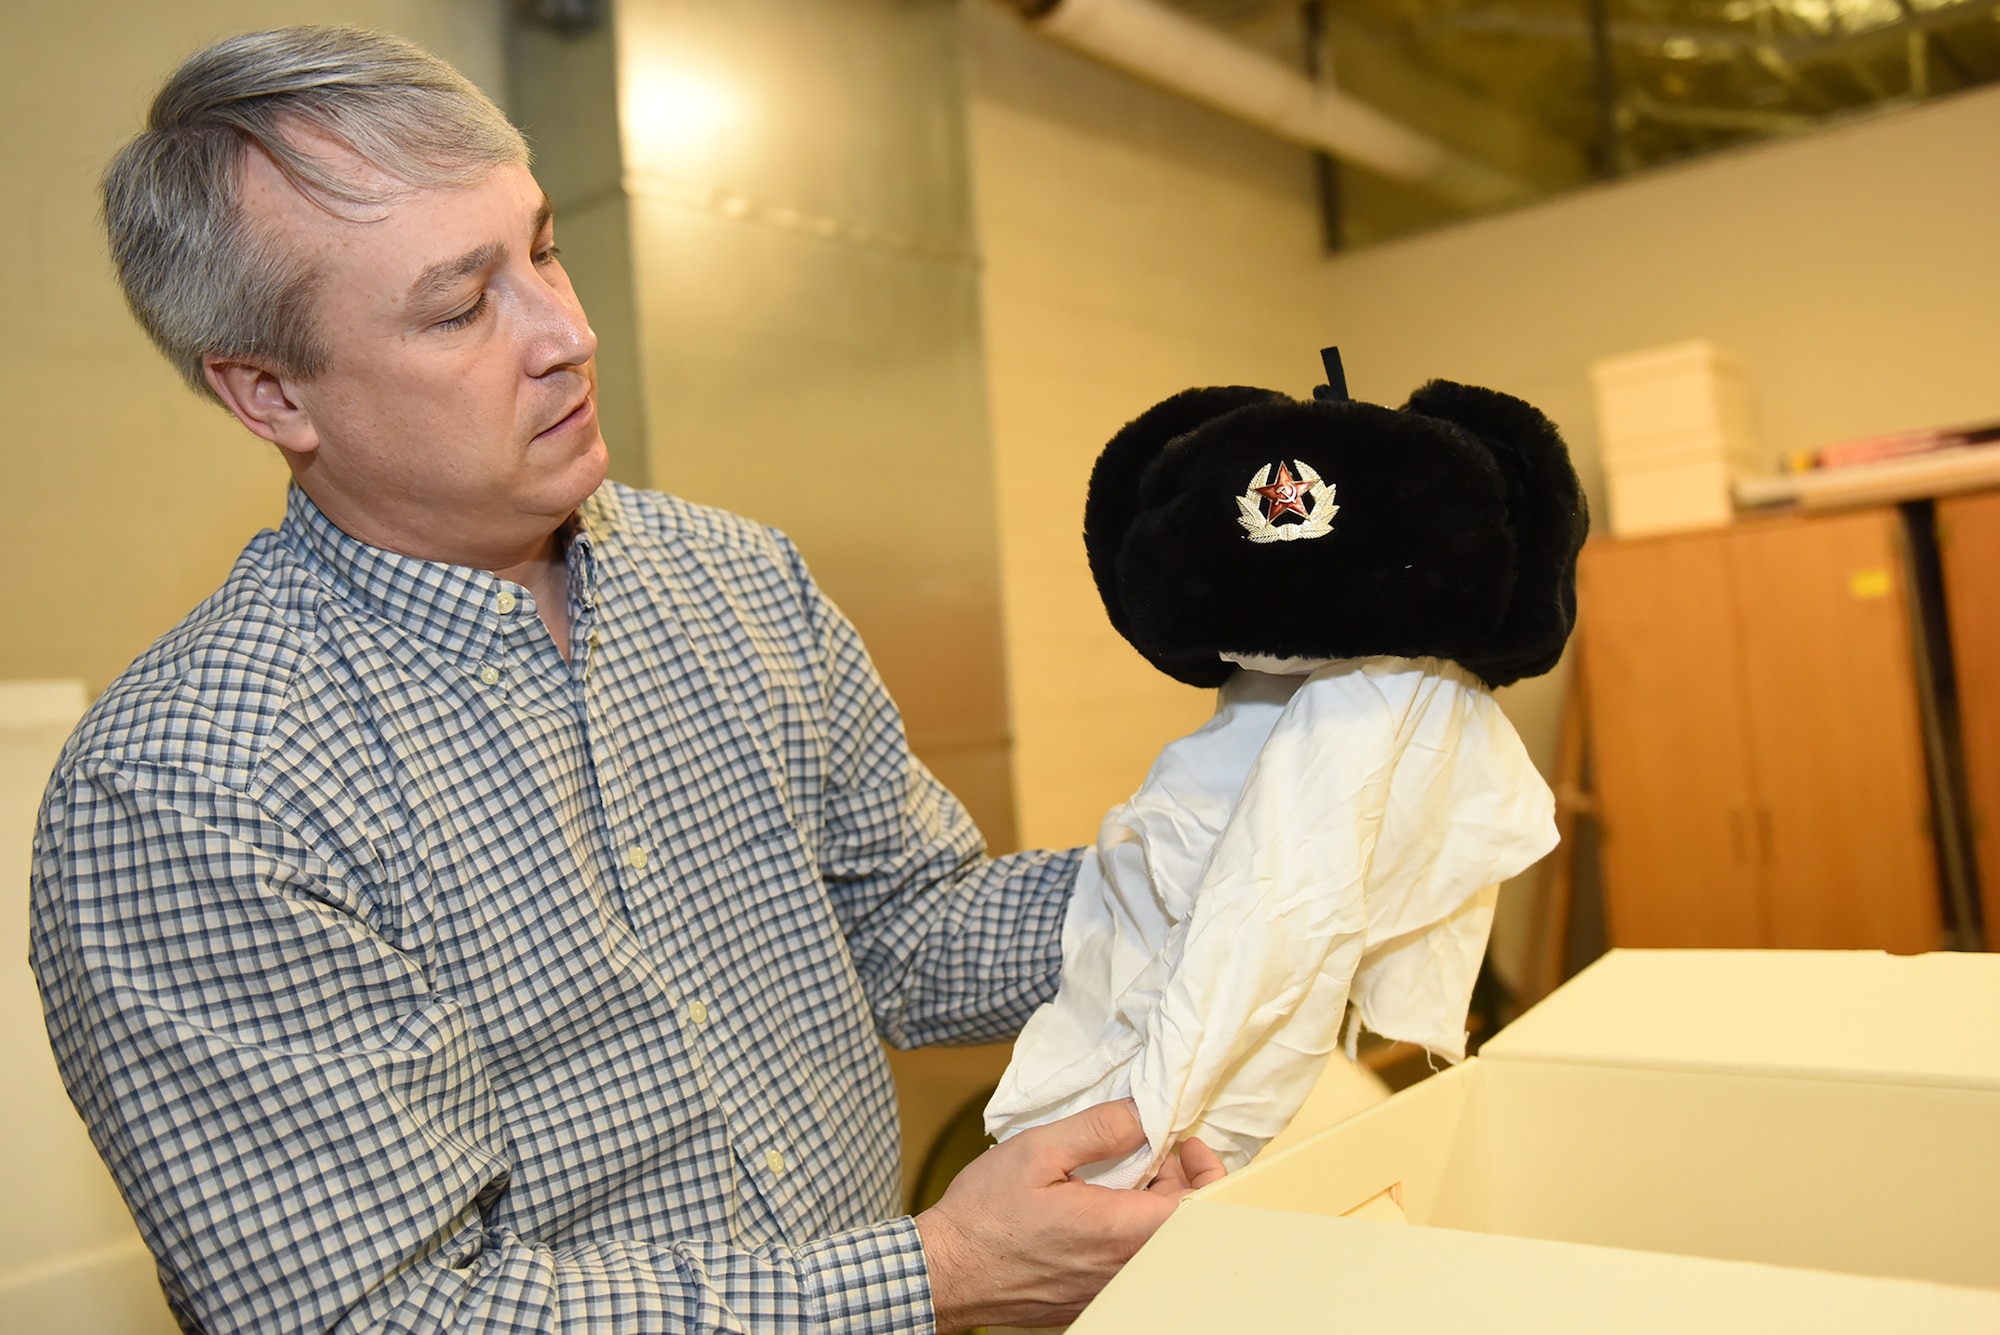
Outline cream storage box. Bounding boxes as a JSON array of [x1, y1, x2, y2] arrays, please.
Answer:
[[1072, 949, 2000, 1333], [1591, 341, 1760, 538]]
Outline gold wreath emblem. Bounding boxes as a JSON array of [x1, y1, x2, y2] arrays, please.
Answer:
[[1236, 461, 1338, 543]]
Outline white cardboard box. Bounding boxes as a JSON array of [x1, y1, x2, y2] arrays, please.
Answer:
[[1595, 422, 1760, 473], [1591, 340, 1757, 458], [1604, 453, 1737, 537], [1591, 341, 1761, 538], [1072, 950, 2000, 1333]]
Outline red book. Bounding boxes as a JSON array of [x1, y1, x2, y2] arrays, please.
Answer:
[[1816, 423, 2000, 471]]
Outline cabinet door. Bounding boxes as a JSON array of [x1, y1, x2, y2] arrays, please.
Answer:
[[1937, 489, 2000, 950], [1579, 533, 1765, 946], [1729, 510, 1940, 952]]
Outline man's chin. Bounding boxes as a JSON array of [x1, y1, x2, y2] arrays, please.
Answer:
[[545, 430, 612, 513]]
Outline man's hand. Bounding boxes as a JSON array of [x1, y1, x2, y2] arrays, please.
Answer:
[[914, 1100, 1226, 1332]]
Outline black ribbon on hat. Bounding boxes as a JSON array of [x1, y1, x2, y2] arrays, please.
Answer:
[[1312, 346, 1349, 403]]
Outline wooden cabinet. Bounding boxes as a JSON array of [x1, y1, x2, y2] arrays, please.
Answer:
[[1939, 491, 2000, 950], [1578, 506, 1942, 952], [1574, 530, 1765, 946]]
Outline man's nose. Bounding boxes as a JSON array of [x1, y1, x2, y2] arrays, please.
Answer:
[[524, 273, 598, 374]]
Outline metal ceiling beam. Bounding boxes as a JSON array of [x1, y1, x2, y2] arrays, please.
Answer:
[[1622, 86, 1815, 133], [1298, 0, 1344, 252], [1586, 0, 1621, 177], [1892, 0, 1978, 86], [1313, 12, 1592, 190], [1812, 0, 1896, 101], [997, 0, 1532, 208], [1421, 0, 2000, 65], [1749, 39, 1835, 113]]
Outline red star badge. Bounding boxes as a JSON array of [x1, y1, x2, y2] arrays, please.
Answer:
[[1253, 463, 1313, 521]]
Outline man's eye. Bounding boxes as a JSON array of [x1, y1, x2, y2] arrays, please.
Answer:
[[534, 243, 563, 265], [435, 294, 488, 331]]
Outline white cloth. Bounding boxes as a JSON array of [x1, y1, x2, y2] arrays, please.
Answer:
[[985, 656, 1557, 1188]]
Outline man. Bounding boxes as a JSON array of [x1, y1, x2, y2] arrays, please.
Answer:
[[31, 25, 1219, 1335]]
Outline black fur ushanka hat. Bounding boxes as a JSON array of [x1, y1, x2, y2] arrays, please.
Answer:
[[1083, 349, 1588, 691]]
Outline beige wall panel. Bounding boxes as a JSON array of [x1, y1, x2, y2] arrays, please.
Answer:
[[606, 0, 1017, 849], [967, 7, 1333, 852], [1313, 81, 2000, 504], [622, 195, 1015, 847], [613, 0, 978, 256], [1, 0, 510, 695]]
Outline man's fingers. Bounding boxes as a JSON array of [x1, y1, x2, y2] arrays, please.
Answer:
[[1178, 1136, 1227, 1190], [922, 1107, 1187, 1331], [1148, 1149, 1190, 1193], [1014, 1099, 1149, 1179], [1145, 1136, 1227, 1196]]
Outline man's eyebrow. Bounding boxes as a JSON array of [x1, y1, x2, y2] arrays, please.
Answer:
[[403, 197, 557, 312], [406, 240, 505, 310]]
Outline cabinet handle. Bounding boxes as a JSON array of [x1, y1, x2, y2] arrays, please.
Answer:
[[1729, 804, 1749, 864], [1755, 805, 1775, 867]]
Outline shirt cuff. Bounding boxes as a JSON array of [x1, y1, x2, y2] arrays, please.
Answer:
[[796, 1215, 933, 1335]]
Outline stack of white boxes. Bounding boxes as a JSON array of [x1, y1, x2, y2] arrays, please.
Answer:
[[1589, 340, 1759, 538]]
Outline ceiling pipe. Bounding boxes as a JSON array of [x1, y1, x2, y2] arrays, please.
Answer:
[[998, 0, 1530, 210]]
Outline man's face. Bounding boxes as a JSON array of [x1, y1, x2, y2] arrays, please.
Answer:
[[231, 148, 607, 567]]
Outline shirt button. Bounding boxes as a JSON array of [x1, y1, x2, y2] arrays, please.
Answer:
[[478, 665, 500, 686], [765, 1149, 786, 1177], [496, 590, 518, 615], [626, 846, 648, 870], [688, 999, 708, 1025]]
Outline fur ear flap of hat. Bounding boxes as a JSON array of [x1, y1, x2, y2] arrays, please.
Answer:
[[1401, 380, 1590, 688], [1083, 353, 1588, 690], [1084, 385, 1289, 687]]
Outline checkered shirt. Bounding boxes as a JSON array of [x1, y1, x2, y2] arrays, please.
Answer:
[[30, 483, 1080, 1334]]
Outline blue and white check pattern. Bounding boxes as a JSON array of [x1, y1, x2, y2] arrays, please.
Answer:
[[31, 483, 1080, 1334]]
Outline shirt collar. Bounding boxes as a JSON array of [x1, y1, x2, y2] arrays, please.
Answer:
[[280, 486, 609, 664]]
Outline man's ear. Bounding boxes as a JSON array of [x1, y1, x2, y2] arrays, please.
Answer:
[[203, 358, 320, 458]]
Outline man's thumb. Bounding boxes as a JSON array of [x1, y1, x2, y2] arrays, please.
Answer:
[[1021, 1099, 1151, 1179]]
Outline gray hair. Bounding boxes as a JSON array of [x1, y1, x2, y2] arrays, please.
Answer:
[[102, 26, 529, 401]]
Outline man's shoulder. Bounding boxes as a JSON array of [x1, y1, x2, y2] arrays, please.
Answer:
[[64, 532, 313, 785], [598, 482, 796, 559], [595, 482, 813, 590]]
